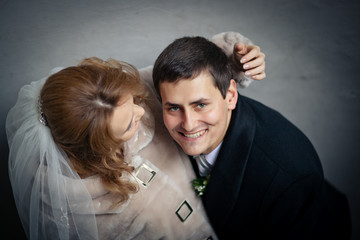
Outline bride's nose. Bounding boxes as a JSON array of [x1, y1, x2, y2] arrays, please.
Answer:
[[135, 104, 145, 119]]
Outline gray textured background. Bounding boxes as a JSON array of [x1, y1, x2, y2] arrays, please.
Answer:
[[1, 0, 359, 239]]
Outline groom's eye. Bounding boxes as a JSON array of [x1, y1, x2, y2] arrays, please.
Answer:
[[170, 106, 180, 112], [197, 103, 206, 109]]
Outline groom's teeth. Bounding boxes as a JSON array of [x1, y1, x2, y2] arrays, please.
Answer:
[[184, 130, 206, 138]]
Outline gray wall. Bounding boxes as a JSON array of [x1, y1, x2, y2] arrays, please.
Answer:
[[1, 0, 359, 239]]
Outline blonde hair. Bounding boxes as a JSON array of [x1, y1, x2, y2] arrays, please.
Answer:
[[40, 57, 148, 205]]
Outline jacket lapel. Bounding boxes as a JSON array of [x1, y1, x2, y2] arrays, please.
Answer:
[[203, 95, 256, 232]]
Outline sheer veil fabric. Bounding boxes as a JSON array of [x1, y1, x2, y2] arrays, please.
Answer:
[[6, 69, 154, 240]]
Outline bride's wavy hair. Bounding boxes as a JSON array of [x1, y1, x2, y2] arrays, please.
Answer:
[[40, 57, 148, 205]]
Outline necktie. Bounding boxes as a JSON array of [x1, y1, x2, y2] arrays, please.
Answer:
[[194, 154, 212, 177]]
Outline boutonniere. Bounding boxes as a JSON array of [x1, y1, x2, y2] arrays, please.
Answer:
[[192, 175, 210, 197]]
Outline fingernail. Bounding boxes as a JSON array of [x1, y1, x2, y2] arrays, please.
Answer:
[[245, 71, 251, 76], [244, 64, 249, 69], [241, 58, 246, 63]]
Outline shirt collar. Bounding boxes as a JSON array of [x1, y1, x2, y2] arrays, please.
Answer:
[[203, 142, 223, 166]]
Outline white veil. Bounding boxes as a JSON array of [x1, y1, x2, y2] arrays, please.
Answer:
[[6, 70, 99, 239]]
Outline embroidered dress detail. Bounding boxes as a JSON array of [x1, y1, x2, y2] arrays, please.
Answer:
[[175, 200, 193, 222], [134, 163, 156, 186]]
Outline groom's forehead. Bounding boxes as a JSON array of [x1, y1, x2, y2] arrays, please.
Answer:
[[160, 73, 221, 105]]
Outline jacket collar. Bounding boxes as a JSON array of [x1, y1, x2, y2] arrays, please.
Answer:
[[203, 94, 256, 232]]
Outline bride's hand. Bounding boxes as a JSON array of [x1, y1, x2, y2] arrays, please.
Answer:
[[233, 43, 266, 80]]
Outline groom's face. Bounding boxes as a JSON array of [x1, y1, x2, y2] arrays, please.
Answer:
[[159, 71, 237, 156]]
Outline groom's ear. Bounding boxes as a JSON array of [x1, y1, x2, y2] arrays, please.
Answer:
[[226, 79, 238, 110]]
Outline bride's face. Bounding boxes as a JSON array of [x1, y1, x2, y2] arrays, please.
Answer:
[[109, 94, 145, 142]]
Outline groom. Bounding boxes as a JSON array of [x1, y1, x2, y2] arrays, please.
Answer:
[[152, 34, 351, 239]]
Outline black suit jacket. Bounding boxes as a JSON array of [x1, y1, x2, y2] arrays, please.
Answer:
[[200, 95, 351, 239]]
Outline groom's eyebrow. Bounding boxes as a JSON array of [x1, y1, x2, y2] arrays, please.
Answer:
[[164, 102, 180, 107], [190, 98, 208, 105], [164, 98, 208, 107]]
